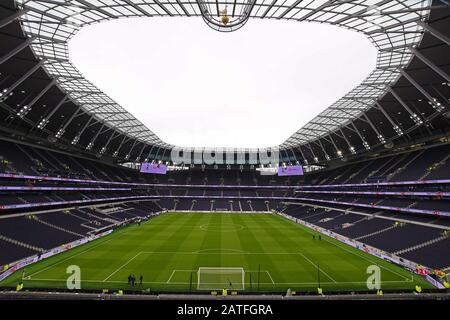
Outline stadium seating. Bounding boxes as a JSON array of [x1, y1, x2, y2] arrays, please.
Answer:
[[0, 139, 449, 271]]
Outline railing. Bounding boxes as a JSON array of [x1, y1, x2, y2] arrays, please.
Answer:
[[295, 190, 450, 197], [295, 179, 450, 189], [0, 173, 292, 189], [288, 197, 450, 218], [1, 173, 449, 190], [1, 193, 449, 218]]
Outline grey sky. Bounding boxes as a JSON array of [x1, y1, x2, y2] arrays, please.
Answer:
[[69, 18, 376, 148]]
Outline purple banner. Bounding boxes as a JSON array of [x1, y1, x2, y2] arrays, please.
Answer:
[[295, 179, 450, 189], [278, 165, 304, 176], [140, 163, 167, 174], [295, 190, 450, 197]]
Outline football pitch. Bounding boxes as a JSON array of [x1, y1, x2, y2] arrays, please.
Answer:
[[0, 212, 432, 293]]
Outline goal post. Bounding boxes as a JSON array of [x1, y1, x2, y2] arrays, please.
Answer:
[[197, 267, 245, 290]]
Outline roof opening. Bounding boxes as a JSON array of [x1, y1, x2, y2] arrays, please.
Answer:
[[69, 18, 376, 148]]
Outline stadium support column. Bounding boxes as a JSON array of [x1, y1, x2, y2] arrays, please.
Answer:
[[374, 102, 405, 137], [16, 79, 56, 117], [362, 113, 386, 145], [124, 139, 139, 160], [86, 122, 110, 150], [388, 87, 424, 125], [338, 128, 355, 155], [326, 133, 342, 158], [316, 139, 330, 161], [1, 60, 46, 98], [54, 106, 82, 139], [409, 47, 450, 83], [34, 94, 68, 130], [135, 144, 147, 162], [297, 145, 308, 165], [348, 122, 370, 150], [99, 129, 118, 155], [416, 20, 450, 46], [307, 143, 319, 163], [72, 116, 95, 145], [0, 36, 36, 65], [112, 135, 129, 158], [0, 8, 30, 29], [143, 145, 156, 162], [399, 68, 449, 109]]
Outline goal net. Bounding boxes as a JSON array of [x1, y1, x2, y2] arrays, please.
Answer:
[[197, 267, 245, 290]]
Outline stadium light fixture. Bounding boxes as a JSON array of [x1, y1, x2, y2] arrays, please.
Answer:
[[349, 146, 356, 155], [37, 118, 49, 129], [377, 134, 386, 144], [55, 128, 65, 138], [71, 135, 80, 145], [362, 139, 370, 151], [16, 105, 30, 118], [86, 141, 94, 150], [393, 125, 404, 136], [428, 98, 445, 112], [410, 113, 424, 125]]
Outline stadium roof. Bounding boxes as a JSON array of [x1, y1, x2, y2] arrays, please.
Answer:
[[0, 0, 449, 164]]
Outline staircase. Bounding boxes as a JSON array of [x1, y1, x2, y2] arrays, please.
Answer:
[[387, 150, 424, 181], [355, 224, 397, 241], [154, 201, 164, 211], [420, 153, 450, 180], [173, 200, 178, 211], [0, 234, 45, 253], [394, 235, 449, 255], [378, 153, 409, 177], [343, 161, 374, 184], [78, 209, 118, 224], [35, 217, 84, 237], [190, 200, 196, 211]]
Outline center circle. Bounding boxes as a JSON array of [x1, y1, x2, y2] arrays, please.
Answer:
[[200, 223, 244, 232]]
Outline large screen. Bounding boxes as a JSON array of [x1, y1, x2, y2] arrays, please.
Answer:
[[277, 165, 304, 176], [140, 163, 167, 175]]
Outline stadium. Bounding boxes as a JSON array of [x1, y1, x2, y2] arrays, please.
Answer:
[[0, 0, 449, 303]]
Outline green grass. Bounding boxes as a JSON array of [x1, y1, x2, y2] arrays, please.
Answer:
[[0, 212, 432, 293]]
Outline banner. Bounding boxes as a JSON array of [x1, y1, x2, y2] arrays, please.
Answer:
[[277, 165, 304, 176], [140, 163, 167, 174], [0, 230, 113, 282]]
